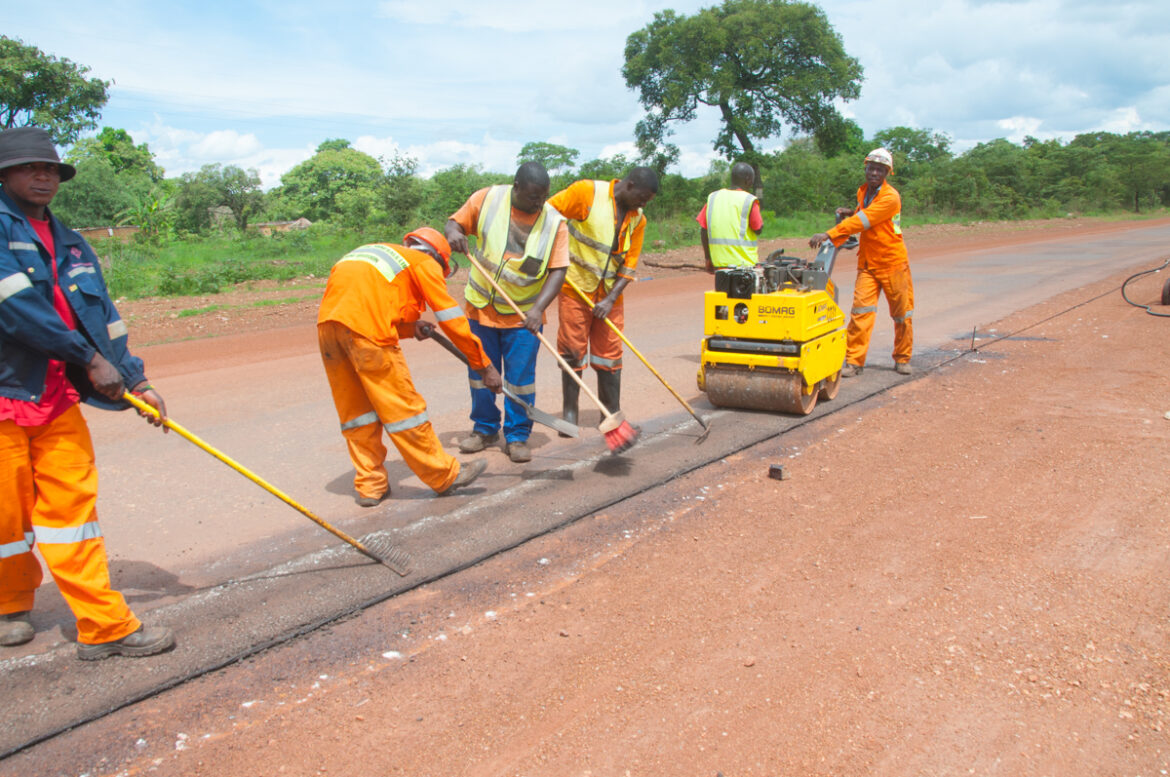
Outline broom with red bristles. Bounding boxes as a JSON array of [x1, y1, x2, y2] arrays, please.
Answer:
[[461, 252, 640, 454]]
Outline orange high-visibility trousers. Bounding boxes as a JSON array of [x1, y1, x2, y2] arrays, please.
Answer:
[[556, 290, 625, 373], [318, 321, 459, 498], [0, 404, 141, 644], [845, 264, 914, 367]]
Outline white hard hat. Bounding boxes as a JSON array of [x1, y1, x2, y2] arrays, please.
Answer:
[[865, 147, 893, 171]]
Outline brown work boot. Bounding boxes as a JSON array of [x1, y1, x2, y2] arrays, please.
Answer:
[[458, 431, 499, 453], [0, 611, 34, 647], [840, 363, 863, 378], [894, 361, 913, 375], [439, 459, 487, 495], [505, 440, 532, 463], [77, 624, 175, 660]]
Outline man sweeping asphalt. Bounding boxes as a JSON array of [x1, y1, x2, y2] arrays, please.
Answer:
[[317, 229, 501, 506], [0, 127, 173, 659], [547, 167, 657, 427]]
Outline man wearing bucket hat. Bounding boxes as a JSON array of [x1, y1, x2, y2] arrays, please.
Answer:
[[317, 228, 502, 507], [809, 147, 915, 377], [0, 127, 174, 658]]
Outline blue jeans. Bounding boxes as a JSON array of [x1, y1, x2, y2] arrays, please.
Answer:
[[467, 320, 540, 444]]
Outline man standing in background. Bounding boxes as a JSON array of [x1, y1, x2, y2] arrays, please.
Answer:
[[698, 162, 763, 272]]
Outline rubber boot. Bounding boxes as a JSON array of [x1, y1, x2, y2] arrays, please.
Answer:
[[596, 369, 621, 415], [560, 367, 580, 438]]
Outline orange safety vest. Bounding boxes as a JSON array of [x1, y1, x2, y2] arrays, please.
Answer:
[[828, 181, 908, 271]]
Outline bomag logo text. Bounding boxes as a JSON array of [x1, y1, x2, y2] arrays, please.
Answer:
[[758, 305, 796, 316]]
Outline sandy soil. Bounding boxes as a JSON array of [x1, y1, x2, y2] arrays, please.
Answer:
[[10, 218, 1170, 777]]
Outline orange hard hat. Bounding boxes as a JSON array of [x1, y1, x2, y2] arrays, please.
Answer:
[[403, 227, 453, 276]]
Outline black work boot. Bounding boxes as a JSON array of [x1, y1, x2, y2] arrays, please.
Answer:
[[560, 367, 581, 438], [596, 369, 622, 414]]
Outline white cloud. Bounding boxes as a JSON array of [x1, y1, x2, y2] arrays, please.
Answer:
[[376, 0, 658, 32], [189, 131, 264, 162]]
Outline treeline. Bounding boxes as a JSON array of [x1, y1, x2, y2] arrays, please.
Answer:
[[50, 127, 1170, 245]]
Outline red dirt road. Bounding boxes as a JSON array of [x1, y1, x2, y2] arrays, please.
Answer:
[[4, 218, 1170, 776]]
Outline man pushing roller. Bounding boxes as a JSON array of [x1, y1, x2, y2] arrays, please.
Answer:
[[809, 147, 915, 376]]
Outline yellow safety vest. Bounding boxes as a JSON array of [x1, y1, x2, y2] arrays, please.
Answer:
[[465, 185, 564, 314], [564, 180, 642, 295], [706, 188, 759, 268]]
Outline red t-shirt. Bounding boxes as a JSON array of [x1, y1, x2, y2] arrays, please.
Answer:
[[0, 218, 82, 426]]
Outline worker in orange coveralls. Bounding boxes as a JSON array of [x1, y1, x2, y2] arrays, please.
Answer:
[[317, 228, 502, 507], [0, 127, 173, 659], [547, 167, 657, 428], [809, 147, 914, 377]]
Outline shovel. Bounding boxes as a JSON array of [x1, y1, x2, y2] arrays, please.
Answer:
[[425, 330, 580, 438]]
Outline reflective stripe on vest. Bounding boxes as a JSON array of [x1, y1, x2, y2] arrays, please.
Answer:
[[108, 319, 128, 340], [465, 185, 563, 314], [564, 181, 641, 295], [7, 241, 38, 252], [434, 305, 463, 322], [706, 189, 758, 268], [334, 244, 411, 285]]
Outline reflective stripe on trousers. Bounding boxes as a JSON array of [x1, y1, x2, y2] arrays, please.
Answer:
[[0, 404, 140, 643], [845, 264, 914, 366], [466, 319, 541, 443], [556, 290, 624, 373]]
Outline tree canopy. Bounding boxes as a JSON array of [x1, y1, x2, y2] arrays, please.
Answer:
[[271, 142, 383, 222], [517, 142, 579, 174], [0, 36, 109, 144], [67, 127, 165, 182], [622, 0, 863, 166]]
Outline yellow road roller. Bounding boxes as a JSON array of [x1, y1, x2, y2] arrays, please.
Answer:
[[697, 241, 846, 415]]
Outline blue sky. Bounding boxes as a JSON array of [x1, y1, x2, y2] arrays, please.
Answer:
[[7, 0, 1170, 188]]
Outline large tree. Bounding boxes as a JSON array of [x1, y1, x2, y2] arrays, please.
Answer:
[[516, 142, 579, 174], [0, 36, 109, 144], [272, 140, 383, 222], [622, 0, 862, 167], [174, 164, 264, 232], [67, 127, 165, 182]]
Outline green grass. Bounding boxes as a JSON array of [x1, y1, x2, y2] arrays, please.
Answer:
[[170, 293, 321, 320], [177, 304, 226, 318], [93, 208, 1170, 301]]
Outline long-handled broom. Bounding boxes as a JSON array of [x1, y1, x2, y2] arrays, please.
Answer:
[[564, 277, 711, 444], [425, 330, 580, 438], [461, 253, 639, 454], [122, 392, 412, 576]]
